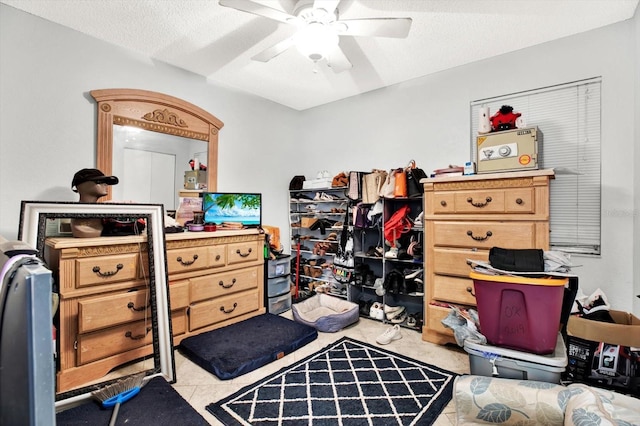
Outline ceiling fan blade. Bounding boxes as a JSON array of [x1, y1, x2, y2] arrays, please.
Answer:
[[219, 0, 298, 25], [251, 36, 295, 62], [339, 18, 412, 38], [313, 0, 340, 16], [326, 45, 352, 73]]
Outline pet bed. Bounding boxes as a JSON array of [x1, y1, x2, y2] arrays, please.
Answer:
[[179, 313, 317, 380], [291, 293, 359, 332]]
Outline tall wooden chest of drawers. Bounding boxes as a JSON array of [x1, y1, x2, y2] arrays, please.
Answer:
[[421, 169, 554, 345], [45, 229, 264, 393]]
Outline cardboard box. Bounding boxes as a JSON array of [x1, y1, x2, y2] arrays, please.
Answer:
[[565, 310, 640, 395], [300, 217, 317, 228]]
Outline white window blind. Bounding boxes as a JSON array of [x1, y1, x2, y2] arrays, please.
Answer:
[[470, 78, 602, 255]]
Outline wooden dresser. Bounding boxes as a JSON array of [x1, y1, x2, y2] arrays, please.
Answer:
[[45, 229, 264, 393], [421, 169, 554, 345]]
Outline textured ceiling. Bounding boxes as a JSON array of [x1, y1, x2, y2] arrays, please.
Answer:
[[2, 0, 638, 110]]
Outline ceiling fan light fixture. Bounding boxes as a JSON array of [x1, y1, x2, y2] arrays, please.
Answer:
[[294, 22, 339, 61]]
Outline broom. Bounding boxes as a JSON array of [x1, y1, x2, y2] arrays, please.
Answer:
[[92, 372, 146, 426]]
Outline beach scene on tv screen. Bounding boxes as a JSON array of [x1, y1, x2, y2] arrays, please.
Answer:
[[203, 193, 260, 225]]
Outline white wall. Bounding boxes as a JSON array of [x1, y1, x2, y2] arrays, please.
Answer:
[[1, 4, 638, 314], [298, 20, 638, 314], [0, 4, 299, 241]]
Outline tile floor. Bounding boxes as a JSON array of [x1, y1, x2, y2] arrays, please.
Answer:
[[171, 311, 471, 425]]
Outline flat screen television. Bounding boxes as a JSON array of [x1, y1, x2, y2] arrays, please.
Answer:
[[202, 192, 262, 228]]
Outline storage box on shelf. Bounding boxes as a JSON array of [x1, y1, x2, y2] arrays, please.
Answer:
[[265, 255, 292, 314], [351, 196, 424, 331], [45, 229, 264, 393], [422, 169, 554, 345], [289, 187, 350, 298]]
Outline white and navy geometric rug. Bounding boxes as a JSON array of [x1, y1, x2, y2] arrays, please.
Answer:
[[207, 337, 458, 425]]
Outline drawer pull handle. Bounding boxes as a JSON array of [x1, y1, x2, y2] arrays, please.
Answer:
[[466, 230, 492, 241], [215, 254, 221, 261], [236, 248, 252, 258], [92, 263, 123, 277], [127, 301, 150, 312], [516, 198, 523, 205], [466, 286, 476, 297], [220, 302, 238, 314], [176, 254, 198, 266], [125, 327, 151, 340], [467, 196, 492, 207], [219, 278, 237, 289], [440, 200, 447, 206]]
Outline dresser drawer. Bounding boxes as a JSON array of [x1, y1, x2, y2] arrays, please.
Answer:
[[432, 275, 477, 305], [169, 280, 190, 309], [433, 248, 489, 277], [77, 319, 153, 365], [190, 266, 259, 302], [166, 246, 209, 274], [171, 309, 187, 337], [75, 253, 139, 288], [426, 304, 454, 337], [433, 221, 536, 249], [434, 188, 536, 215], [78, 288, 149, 333], [189, 289, 260, 330], [208, 245, 227, 268], [227, 241, 260, 265]]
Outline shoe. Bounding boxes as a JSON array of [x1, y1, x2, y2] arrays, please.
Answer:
[[390, 311, 407, 324], [414, 211, 424, 227], [383, 304, 404, 315], [320, 192, 337, 201], [359, 300, 372, 316], [385, 305, 406, 322], [369, 302, 385, 321], [406, 315, 417, 328], [294, 193, 314, 202], [404, 268, 423, 280], [384, 247, 398, 259], [376, 324, 402, 345]]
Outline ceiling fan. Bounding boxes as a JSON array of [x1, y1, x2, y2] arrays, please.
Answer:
[[218, 0, 412, 73]]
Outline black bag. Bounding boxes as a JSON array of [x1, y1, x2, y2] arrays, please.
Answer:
[[289, 175, 305, 190], [332, 210, 354, 283], [489, 247, 545, 272], [406, 160, 428, 198]]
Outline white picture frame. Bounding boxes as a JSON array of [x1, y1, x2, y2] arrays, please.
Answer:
[[17, 201, 175, 407]]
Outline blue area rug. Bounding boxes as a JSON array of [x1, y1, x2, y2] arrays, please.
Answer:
[[207, 337, 458, 425], [56, 376, 208, 425], [180, 313, 318, 380]]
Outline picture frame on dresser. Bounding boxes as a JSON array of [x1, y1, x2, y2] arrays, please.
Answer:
[[17, 201, 175, 407]]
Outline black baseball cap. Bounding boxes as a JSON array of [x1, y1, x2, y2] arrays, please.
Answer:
[[72, 168, 119, 192]]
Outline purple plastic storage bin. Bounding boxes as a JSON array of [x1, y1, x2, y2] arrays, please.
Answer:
[[470, 271, 568, 355]]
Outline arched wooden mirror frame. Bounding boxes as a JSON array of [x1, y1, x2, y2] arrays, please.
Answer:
[[90, 88, 223, 200]]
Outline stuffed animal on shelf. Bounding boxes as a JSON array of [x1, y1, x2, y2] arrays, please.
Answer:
[[490, 105, 521, 131]]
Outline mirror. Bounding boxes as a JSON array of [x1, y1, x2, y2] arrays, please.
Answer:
[[91, 89, 223, 210], [17, 201, 174, 406]]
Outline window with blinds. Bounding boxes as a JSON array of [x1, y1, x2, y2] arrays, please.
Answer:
[[470, 77, 602, 255]]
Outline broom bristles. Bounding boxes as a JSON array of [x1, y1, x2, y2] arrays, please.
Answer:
[[92, 372, 146, 402]]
